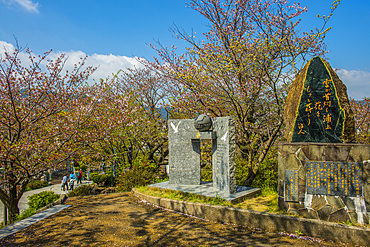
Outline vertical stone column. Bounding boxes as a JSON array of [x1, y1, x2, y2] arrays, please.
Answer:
[[168, 119, 201, 185], [212, 116, 236, 194]]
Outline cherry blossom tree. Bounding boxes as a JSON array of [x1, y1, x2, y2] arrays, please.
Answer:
[[0, 43, 102, 221], [113, 67, 171, 168], [351, 97, 370, 144], [77, 78, 138, 171], [146, 0, 340, 186]]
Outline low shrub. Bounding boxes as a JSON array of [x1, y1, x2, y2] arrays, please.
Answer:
[[234, 155, 278, 191], [201, 164, 213, 182], [67, 185, 93, 197], [16, 207, 36, 222], [25, 180, 48, 191], [27, 191, 59, 211], [251, 158, 278, 191], [90, 172, 112, 187], [116, 168, 156, 192]]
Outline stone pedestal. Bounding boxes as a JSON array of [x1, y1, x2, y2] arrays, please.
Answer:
[[278, 142, 370, 225]]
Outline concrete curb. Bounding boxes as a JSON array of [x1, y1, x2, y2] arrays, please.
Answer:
[[132, 188, 370, 246], [0, 205, 71, 240]]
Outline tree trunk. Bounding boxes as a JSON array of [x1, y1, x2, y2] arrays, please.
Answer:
[[242, 167, 256, 187], [0, 178, 29, 224], [242, 120, 283, 187], [8, 199, 20, 223]]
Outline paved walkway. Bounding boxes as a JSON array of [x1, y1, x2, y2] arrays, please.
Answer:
[[0, 180, 92, 223]]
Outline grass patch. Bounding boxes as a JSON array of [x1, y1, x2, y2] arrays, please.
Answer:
[[136, 186, 233, 207], [136, 186, 370, 228], [136, 185, 287, 215]]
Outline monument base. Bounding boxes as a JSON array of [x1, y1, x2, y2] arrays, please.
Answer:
[[278, 142, 370, 225], [148, 181, 260, 203]]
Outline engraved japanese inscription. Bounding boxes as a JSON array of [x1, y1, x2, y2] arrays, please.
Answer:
[[290, 57, 346, 143], [284, 170, 299, 202], [306, 161, 362, 196]]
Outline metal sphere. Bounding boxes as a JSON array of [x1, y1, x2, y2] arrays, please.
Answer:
[[194, 114, 212, 132]]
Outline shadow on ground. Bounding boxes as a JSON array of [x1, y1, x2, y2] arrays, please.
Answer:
[[0, 193, 348, 246]]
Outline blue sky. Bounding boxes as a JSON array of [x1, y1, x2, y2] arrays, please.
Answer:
[[0, 0, 369, 99]]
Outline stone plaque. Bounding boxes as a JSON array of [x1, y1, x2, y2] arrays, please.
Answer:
[[306, 161, 363, 196], [284, 170, 299, 202]]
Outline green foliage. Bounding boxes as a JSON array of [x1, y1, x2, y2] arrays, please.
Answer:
[[90, 172, 112, 187], [67, 184, 93, 197], [234, 155, 278, 190], [250, 158, 278, 191], [16, 207, 36, 221], [137, 186, 232, 207], [153, 172, 169, 183], [342, 220, 353, 226], [116, 155, 159, 192], [295, 230, 303, 236], [235, 156, 249, 185], [261, 187, 278, 212], [116, 168, 156, 192], [201, 164, 213, 182], [27, 191, 59, 211], [25, 180, 48, 191]]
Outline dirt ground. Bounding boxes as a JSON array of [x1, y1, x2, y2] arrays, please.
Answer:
[[0, 192, 352, 247]]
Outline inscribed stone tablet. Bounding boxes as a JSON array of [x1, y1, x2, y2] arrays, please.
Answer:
[[283, 56, 355, 143], [306, 161, 363, 196], [284, 170, 299, 202]]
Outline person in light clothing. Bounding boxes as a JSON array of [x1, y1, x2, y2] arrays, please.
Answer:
[[62, 175, 69, 191], [69, 178, 75, 191]]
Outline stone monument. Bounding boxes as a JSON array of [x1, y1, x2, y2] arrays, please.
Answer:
[[279, 57, 370, 225], [149, 115, 260, 202], [168, 115, 236, 194]]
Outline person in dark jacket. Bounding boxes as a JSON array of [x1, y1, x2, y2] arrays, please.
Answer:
[[77, 169, 83, 184]]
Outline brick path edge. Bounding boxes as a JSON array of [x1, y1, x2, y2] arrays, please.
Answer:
[[132, 188, 370, 246]]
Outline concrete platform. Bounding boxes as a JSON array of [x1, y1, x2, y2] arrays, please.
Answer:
[[148, 181, 260, 203]]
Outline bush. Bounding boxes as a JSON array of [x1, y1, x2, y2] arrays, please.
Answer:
[[16, 207, 36, 222], [201, 164, 213, 182], [116, 168, 156, 192], [90, 172, 112, 187], [251, 158, 278, 191], [25, 180, 48, 191], [67, 185, 93, 197], [27, 191, 59, 211], [116, 154, 160, 191]]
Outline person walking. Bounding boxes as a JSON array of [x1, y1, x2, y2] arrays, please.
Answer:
[[62, 174, 69, 191], [69, 178, 75, 191], [77, 169, 83, 184], [69, 172, 76, 181]]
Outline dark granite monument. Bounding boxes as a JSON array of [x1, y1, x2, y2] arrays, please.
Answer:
[[279, 57, 370, 225], [284, 56, 355, 143]]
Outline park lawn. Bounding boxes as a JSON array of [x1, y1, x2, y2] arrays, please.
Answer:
[[137, 186, 370, 229], [136, 186, 281, 214]]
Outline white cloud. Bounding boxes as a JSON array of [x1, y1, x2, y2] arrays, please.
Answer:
[[46, 50, 144, 83], [337, 69, 370, 100], [3, 0, 39, 13], [88, 53, 144, 81], [0, 40, 144, 84], [0, 40, 15, 54]]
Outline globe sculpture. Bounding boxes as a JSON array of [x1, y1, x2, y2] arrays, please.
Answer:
[[194, 114, 212, 132]]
